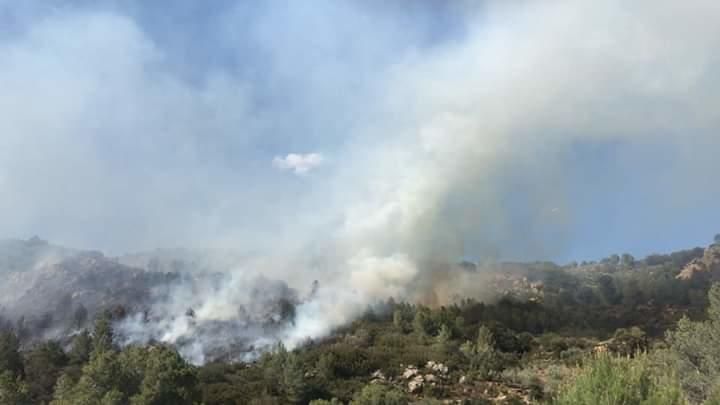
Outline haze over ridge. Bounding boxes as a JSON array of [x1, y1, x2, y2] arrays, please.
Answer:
[[2, 0, 720, 362]]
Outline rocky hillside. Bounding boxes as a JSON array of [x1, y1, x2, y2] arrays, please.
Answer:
[[0, 248, 178, 342], [0, 238, 303, 361], [0, 237, 77, 274], [677, 243, 720, 281]]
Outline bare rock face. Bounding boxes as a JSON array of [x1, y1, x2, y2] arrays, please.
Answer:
[[408, 374, 425, 393], [677, 258, 707, 280], [370, 370, 387, 384], [400, 361, 450, 394], [677, 244, 720, 280], [402, 366, 419, 380], [426, 360, 449, 376]]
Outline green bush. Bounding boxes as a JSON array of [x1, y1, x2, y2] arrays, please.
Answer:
[[552, 353, 685, 405], [707, 382, 720, 405], [460, 326, 504, 379], [667, 283, 720, 403], [349, 384, 407, 405]]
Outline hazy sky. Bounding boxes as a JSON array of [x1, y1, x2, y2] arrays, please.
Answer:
[[1, 0, 719, 263]]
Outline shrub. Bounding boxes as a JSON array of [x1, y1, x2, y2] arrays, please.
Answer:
[[349, 384, 407, 405], [707, 383, 720, 405], [460, 326, 504, 379], [552, 353, 685, 405], [667, 283, 720, 403]]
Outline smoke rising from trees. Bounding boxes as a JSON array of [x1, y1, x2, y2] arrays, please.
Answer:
[[2, 1, 720, 361]]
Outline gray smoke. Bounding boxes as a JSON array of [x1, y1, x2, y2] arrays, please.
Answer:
[[2, 1, 720, 362]]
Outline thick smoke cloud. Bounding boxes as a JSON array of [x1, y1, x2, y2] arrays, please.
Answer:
[[2, 0, 720, 361]]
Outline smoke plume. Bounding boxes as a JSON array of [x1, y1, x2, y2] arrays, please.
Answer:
[[2, 0, 720, 361]]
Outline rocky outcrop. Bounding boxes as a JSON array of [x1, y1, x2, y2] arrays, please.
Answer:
[[676, 244, 720, 280], [400, 361, 450, 394], [370, 370, 387, 384]]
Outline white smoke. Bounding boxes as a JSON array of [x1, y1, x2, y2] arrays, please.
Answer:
[[277, 0, 720, 350], [4, 0, 720, 362]]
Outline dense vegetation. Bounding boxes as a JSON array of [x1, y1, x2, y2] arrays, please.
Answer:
[[2, 240, 720, 404]]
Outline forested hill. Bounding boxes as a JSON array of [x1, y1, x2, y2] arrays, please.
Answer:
[[1, 237, 720, 403]]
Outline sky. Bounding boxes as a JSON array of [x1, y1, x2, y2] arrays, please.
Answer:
[[1, 0, 719, 264]]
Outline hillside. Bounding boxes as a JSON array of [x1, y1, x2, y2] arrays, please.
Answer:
[[1, 237, 720, 403]]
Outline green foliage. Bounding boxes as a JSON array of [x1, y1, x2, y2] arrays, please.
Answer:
[[49, 373, 75, 405], [609, 327, 648, 356], [69, 330, 93, 365], [258, 343, 309, 404], [433, 324, 453, 354], [281, 352, 308, 404], [65, 349, 126, 404], [597, 274, 619, 305], [248, 393, 282, 405], [413, 307, 434, 336], [321, 342, 373, 379], [0, 371, 31, 405], [667, 283, 720, 403], [48, 344, 200, 405], [621, 278, 644, 308], [0, 331, 23, 378], [101, 389, 124, 405], [0, 243, 717, 405], [317, 352, 337, 381], [130, 346, 201, 405], [349, 384, 407, 405], [92, 312, 115, 354], [707, 382, 720, 405], [413, 399, 445, 405], [24, 340, 68, 404], [622, 253, 636, 267], [460, 326, 503, 379], [392, 310, 406, 332], [552, 353, 685, 405]]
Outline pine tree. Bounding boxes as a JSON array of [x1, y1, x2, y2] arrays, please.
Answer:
[[100, 389, 124, 405], [0, 371, 31, 405], [49, 374, 75, 405], [393, 310, 406, 332], [316, 352, 336, 381], [349, 384, 407, 405], [129, 346, 200, 405], [281, 352, 307, 404], [667, 283, 720, 402], [433, 324, 453, 355], [24, 340, 69, 404], [69, 330, 93, 366], [0, 331, 23, 378], [68, 349, 125, 405], [460, 325, 502, 379], [413, 310, 431, 336], [92, 313, 115, 355]]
